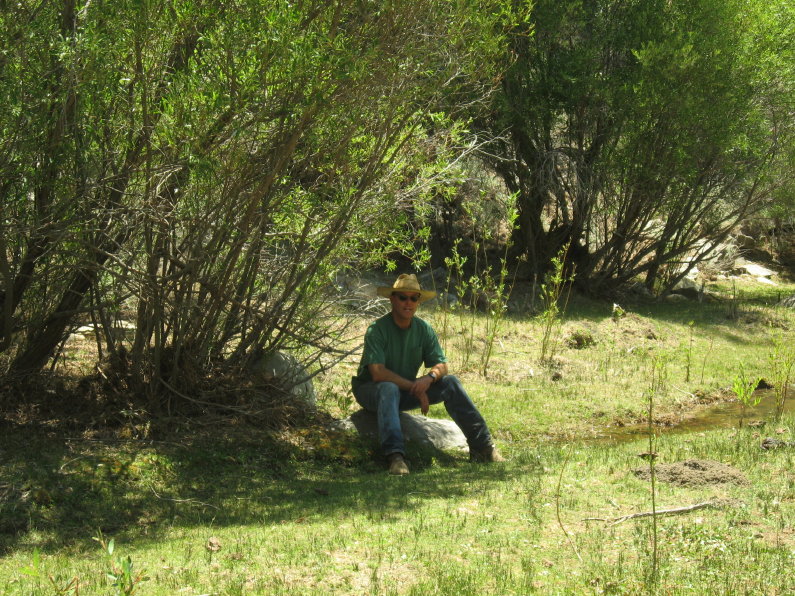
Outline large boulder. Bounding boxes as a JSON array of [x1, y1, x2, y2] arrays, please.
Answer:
[[671, 277, 701, 299], [334, 409, 468, 451], [734, 260, 776, 279], [249, 351, 316, 406]]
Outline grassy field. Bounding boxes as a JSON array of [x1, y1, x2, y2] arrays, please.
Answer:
[[1, 277, 794, 594]]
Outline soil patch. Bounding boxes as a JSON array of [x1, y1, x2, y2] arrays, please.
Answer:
[[633, 459, 748, 487]]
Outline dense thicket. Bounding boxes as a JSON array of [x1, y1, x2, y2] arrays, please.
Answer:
[[1, 0, 794, 413], [0, 0, 505, 408], [475, 0, 795, 293]]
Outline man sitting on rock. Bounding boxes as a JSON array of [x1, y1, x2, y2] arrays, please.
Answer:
[[351, 273, 504, 475]]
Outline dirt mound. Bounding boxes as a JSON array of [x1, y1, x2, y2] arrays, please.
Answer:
[[633, 459, 748, 487]]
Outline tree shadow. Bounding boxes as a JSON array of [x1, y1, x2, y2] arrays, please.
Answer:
[[0, 419, 530, 556]]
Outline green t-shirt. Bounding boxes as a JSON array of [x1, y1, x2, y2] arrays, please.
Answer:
[[353, 314, 446, 388]]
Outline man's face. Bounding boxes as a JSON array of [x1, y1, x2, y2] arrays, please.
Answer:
[[390, 291, 421, 323]]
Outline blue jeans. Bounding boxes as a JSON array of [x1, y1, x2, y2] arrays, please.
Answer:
[[352, 375, 493, 456]]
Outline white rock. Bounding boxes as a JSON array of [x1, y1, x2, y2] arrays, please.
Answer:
[[334, 410, 468, 451], [250, 351, 316, 406], [737, 262, 775, 278]]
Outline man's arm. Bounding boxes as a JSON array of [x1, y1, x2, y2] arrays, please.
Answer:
[[367, 363, 415, 391], [366, 362, 450, 415], [368, 363, 438, 415], [427, 362, 448, 380]]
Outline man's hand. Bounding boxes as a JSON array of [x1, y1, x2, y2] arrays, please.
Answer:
[[416, 391, 429, 415], [410, 375, 433, 415]]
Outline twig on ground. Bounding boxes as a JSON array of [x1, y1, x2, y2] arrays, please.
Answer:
[[672, 385, 696, 399], [148, 484, 218, 509], [556, 445, 583, 563], [584, 500, 724, 525]]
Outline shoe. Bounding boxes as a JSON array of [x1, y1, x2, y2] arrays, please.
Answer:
[[470, 445, 506, 463], [387, 453, 410, 475]]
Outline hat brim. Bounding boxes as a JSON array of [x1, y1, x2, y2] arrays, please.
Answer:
[[376, 286, 436, 303]]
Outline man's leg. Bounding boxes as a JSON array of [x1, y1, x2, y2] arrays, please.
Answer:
[[353, 381, 409, 456], [426, 375, 495, 452]]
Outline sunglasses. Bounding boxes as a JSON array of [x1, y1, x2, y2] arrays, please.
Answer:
[[394, 293, 420, 303]]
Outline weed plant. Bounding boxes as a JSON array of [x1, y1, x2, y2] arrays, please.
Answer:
[[537, 244, 573, 363], [644, 354, 669, 589], [733, 363, 763, 430], [683, 321, 695, 383], [768, 332, 794, 420], [441, 235, 515, 375]]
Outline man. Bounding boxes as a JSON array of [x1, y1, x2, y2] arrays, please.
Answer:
[[352, 273, 504, 475]]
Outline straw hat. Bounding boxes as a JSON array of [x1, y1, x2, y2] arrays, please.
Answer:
[[376, 274, 436, 303]]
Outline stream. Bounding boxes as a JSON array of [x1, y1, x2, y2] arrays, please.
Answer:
[[587, 388, 795, 444]]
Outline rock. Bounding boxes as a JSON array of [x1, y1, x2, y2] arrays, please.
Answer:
[[671, 277, 701, 299], [707, 239, 740, 270], [418, 267, 448, 289], [333, 409, 468, 451], [249, 351, 316, 406], [761, 437, 795, 450], [735, 261, 775, 278], [641, 218, 665, 238], [735, 232, 756, 249], [779, 294, 795, 308], [625, 282, 654, 299], [428, 290, 458, 309], [756, 378, 773, 390], [73, 321, 136, 340]]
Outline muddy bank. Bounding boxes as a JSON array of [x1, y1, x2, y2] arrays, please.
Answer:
[[633, 459, 748, 487], [583, 388, 793, 445]]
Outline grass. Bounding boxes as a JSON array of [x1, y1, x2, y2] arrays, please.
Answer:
[[1, 278, 794, 594]]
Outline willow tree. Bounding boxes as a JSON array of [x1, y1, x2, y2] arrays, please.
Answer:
[[0, 0, 506, 411], [478, 0, 795, 293]]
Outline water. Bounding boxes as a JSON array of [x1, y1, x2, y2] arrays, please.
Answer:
[[585, 388, 795, 445]]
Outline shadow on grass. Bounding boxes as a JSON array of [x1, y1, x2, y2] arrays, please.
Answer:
[[553, 291, 794, 349], [0, 419, 530, 556]]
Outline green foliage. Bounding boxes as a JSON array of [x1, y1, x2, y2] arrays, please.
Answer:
[[20, 549, 79, 595], [732, 363, 763, 429], [476, 0, 795, 293], [0, 0, 510, 413], [537, 244, 573, 362], [768, 332, 795, 421], [439, 202, 516, 376], [94, 534, 149, 595]]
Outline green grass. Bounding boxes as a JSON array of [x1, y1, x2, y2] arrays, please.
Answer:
[[1, 280, 795, 594]]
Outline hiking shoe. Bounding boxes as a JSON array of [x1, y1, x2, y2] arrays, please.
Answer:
[[387, 453, 410, 475], [470, 445, 506, 463]]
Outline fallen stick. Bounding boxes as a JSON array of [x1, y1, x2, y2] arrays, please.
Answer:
[[584, 501, 721, 525]]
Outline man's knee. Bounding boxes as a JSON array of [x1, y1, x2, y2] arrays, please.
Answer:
[[375, 382, 401, 404], [439, 375, 475, 404], [440, 374, 464, 393], [441, 374, 461, 387]]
